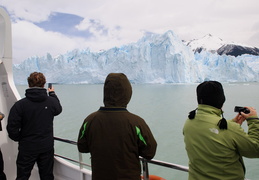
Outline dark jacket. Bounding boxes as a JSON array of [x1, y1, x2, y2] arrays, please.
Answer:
[[7, 88, 62, 152], [77, 73, 157, 180]]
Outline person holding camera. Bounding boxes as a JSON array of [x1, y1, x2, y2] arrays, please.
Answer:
[[0, 112, 6, 180], [183, 81, 259, 180], [7, 72, 62, 180]]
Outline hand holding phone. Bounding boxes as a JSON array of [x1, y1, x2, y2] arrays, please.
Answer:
[[48, 83, 52, 89]]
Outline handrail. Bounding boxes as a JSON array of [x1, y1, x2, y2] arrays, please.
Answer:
[[140, 158, 189, 172], [54, 137, 77, 145], [54, 154, 91, 168], [54, 137, 189, 179]]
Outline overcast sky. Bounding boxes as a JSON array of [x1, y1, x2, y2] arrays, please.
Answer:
[[1, 0, 259, 63]]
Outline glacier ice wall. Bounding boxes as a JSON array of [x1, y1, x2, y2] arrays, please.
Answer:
[[13, 30, 259, 84]]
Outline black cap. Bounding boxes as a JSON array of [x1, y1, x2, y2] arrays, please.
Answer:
[[196, 81, 225, 109]]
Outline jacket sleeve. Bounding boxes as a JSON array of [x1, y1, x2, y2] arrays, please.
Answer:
[[231, 117, 259, 158], [136, 120, 157, 160], [7, 104, 22, 141], [77, 120, 90, 153], [49, 92, 62, 116]]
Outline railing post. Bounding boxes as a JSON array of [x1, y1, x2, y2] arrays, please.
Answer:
[[79, 152, 83, 169], [78, 152, 84, 180], [141, 158, 149, 180]]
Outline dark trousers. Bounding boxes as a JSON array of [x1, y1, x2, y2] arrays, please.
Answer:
[[0, 149, 6, 180], [16, 148, 54, 180]]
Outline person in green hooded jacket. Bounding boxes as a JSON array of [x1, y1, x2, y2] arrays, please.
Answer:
[[77, 73, 157, 180], [183, 81, 259, 180]]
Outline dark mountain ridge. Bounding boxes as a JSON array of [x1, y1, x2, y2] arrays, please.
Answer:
[[186, 34, 259, 57], [217, 44, 259, 57]]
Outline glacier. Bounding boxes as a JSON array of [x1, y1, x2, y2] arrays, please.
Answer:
[[13, 30, 259, 84]]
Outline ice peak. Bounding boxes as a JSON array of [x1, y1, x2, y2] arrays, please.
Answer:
[[187, 34, 225, 52]]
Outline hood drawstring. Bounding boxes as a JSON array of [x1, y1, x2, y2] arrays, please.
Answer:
[[217, 110, 227, 130], [188, 108, 228, 130], [188, 109, 197, 119]]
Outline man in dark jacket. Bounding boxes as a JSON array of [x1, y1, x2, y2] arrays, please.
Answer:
[[77, 73, 157, 180], [7, 72, 62, 180]]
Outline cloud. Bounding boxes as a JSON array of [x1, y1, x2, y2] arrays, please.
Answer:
[[34, 12, 94, 38], [76, 18, 109, 38], [1, 0, 259, 63], [12, 20, 87, 63]]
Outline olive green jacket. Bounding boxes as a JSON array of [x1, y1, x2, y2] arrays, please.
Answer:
[[183, 104, 259, 180]]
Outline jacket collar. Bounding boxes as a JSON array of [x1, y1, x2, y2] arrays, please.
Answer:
[[99, 106, 128, 112], [197, 104, 223, 117]]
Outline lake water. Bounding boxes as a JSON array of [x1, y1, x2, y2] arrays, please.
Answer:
[[16, 83, 259, 180]]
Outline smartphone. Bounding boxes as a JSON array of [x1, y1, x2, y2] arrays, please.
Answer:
[[48, 83, 52, 89]]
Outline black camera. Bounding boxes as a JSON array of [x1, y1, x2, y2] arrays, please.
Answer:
[[234, 106, 250, 114]]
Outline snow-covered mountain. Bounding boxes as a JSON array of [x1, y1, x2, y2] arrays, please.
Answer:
[[13, 30, 259, 84], [186, 34, 259, 57], [186, 34, 225, 53]]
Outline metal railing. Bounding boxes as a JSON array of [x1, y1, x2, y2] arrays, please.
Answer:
[[54, 137, 189, 180]]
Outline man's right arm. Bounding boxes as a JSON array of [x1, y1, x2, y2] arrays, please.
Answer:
[[7, 105, 22, 141], [49, 91, 62, 116]]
